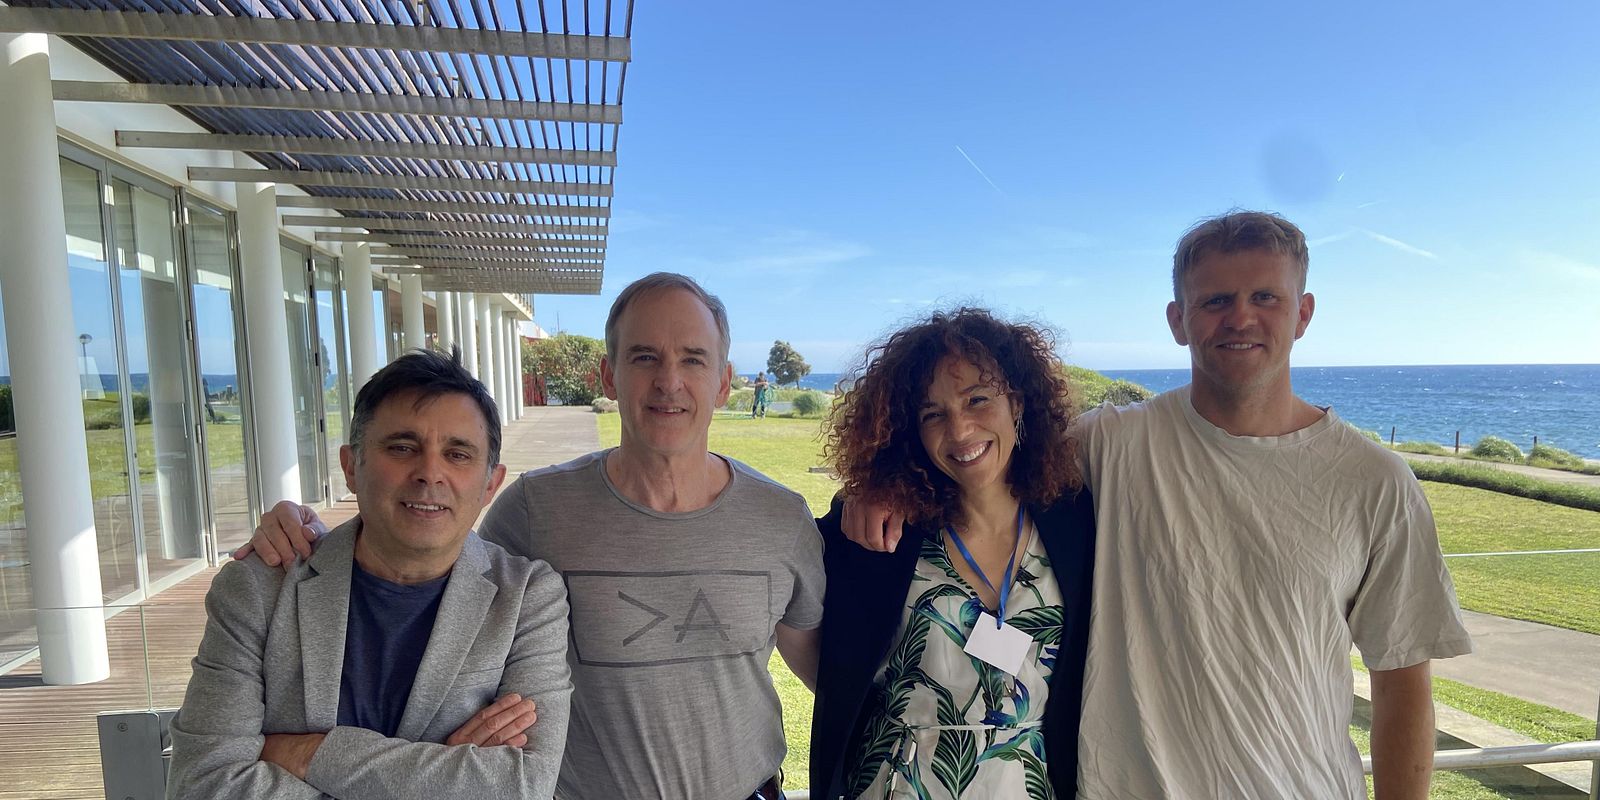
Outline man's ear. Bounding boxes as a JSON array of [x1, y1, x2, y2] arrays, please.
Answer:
[[716, 360, 733, 407], [340, 444, 358, 487], [482, 463, 508, 503], [1294, 292, 1315, 340], [599, 355, 619, 400], [1166, 300, 1189, 346]]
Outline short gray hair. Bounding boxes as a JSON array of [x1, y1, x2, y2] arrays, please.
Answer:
[[1172, 210, 1309, 302], [604, 272, 731, 364]]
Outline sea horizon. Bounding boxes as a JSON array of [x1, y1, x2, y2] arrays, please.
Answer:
[[763, 363, 1600, 459]]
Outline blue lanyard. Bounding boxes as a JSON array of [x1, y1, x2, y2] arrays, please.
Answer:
[[946, 506, 1027, 629]]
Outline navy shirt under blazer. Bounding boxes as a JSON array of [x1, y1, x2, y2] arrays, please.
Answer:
[[808, 488, 1097, 800], [337, 561, 450, 738]]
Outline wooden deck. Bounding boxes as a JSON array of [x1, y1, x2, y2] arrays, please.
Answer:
[[0, 406, 596, 799], [0, 505, 356, 800]]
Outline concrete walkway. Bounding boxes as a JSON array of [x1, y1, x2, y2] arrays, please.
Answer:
[[1439, 610, 1600, 720], [1405, 452, 1600, 488], [498, 406, 601, 474]]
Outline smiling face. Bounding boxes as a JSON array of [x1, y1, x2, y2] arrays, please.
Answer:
[[600, 287, 733, 460], [917, 356, 1022, 501], [343, 390, 506, 562], [1166, 248, 1315, 405]]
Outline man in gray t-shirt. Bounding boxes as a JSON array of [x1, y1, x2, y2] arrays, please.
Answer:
[[481, 450, 822, 799], [248, 273, 824, 800]]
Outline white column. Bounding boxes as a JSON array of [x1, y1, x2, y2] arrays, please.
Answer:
[[477, 296, 497, 408], [512, 319, 525, 418], [0, 33, 109, 685], [504, 313, 521, 419], [341, 243, 378, 390], [459, 292, 479, 378], [495, 314, 510, 423], [234, 152, 302, 506], [436, 290, 455, 353], [400, 274, 425, 352]]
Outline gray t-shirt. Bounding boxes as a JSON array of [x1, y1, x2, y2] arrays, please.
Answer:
[[479, 449, 826, 800]]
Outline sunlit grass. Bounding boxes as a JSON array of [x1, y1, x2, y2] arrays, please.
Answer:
[[1423, 482, 1600, 635]]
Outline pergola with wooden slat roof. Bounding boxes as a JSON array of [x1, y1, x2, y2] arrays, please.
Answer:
[[3, 0, 631, 295]]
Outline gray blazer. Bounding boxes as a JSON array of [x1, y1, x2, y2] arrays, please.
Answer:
[[167, 518, 572, 800]]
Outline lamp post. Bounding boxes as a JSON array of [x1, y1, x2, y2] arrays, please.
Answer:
[[77, 333, 91, 387]]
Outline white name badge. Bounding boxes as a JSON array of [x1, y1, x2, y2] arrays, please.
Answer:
[[963, 612, 1032, 676]]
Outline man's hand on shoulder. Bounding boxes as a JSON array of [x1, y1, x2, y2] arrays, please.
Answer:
[[841, 495, 905, 553], [446, 693, 539, 749], [233, 501, 327, 567], [260, 732, 325, 780]]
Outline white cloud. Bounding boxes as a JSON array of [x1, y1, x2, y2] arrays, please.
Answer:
[[1356, 228, 1439, 261], [1518, 250, 1600, 284]]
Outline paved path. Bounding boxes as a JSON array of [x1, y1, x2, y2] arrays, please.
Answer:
[[1438, 610, 1600, 721], [498, 406, 601, 474], [0, 404, 599, 800], [1405, 452, 1600, 488]]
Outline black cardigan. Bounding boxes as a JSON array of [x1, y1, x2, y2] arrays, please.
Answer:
[[807, 489, 1097, 800]]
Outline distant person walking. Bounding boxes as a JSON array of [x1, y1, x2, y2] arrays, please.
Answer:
[[752, 372, 771, 418]]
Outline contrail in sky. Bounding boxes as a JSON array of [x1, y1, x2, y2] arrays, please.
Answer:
[[955, 145, 1006, 196]]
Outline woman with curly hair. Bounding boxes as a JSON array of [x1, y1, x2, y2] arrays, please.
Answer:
[[809, 308, 1096, 800]]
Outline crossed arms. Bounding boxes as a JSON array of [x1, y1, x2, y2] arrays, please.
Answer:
[[166, 558, 571, 800]]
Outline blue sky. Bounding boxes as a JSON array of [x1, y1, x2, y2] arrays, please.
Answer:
[[524, 1, 1600, 374]]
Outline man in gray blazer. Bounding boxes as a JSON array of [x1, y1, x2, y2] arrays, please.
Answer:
[[168, 348, 573, 800]]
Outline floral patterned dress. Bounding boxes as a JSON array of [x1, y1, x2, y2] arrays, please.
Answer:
[[845, 527, 1064, 799]]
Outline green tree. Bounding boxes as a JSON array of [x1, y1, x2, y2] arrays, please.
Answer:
[[767, 340, 811, 388], [522, 333, 606, 405]]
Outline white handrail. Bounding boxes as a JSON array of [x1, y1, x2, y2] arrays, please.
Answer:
[[1358, 739, 1600, 773], [790, 741, 1600, 800]]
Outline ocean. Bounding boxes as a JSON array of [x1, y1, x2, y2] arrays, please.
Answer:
[[788, 364, 1600, 459]]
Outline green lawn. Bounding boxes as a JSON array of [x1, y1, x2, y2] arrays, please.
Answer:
[[597, 412, 832, 789], [1423, 482, 1600, 635], [594, 415, 1600, 791], [1350, 657, 1595, 799], [1, 414, 248, 522]]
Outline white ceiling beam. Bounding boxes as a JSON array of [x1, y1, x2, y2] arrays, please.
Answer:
[[189, 166, 611, 197], [420, 278, 600, 295], [314, 232, 605, 249], [282, 215, 604, 235], [0, 8, 630, 61], [372, 252, 606, 265], [57, 81, 620, 124], [116, 131, 616, 167], [276, 196, 609, 218]]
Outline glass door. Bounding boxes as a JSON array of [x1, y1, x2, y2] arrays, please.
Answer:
[[58, 154, 141, 603], [108, 173, 206, 588], [313, 256, 351, 500], [280, 241, 327, 505], [184, 200, 257, 555]]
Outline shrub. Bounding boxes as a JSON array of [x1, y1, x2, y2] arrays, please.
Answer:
[[1349, 424, 1383, 444], [1395, 441, 1449, 456], [1101, 379, 1154, 407], [724, 388, 755, 412], [129, 393, 152, 424], [791, 390, 827, 417], [1406, 459, 1600, 513], [0, 385, 11, 432], [1469, 435, 1523, 464], [523, 333, 605, 406], [1067, 366, 1154, 412], [1528, 443, 1586, 470], [591, 397, 618, 414]]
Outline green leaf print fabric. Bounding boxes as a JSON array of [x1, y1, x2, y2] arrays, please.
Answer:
[[846, 530, 1065, 799]]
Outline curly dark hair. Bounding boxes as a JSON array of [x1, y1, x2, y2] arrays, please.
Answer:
[[824, 308, 1082, 529]]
